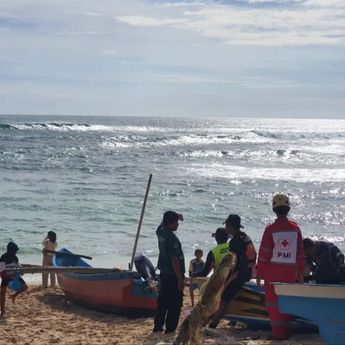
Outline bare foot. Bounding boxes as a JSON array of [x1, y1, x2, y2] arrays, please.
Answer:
[[10, 294, 16, 304]]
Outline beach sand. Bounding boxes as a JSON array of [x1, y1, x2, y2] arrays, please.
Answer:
[[0, 285, 324, 345]]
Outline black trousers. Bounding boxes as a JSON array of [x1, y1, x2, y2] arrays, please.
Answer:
[[153, 273, 183, 333], [221, 270, 251, 303]]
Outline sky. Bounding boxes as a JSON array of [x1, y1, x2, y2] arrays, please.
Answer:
[[1, 0, 345, 118]]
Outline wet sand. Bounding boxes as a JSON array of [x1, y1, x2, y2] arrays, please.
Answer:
[[0, 285, 324, 345]]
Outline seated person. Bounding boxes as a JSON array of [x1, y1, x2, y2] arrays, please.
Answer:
[[303, 238, 345, 283], [209, 214, 256, 328], [192, 228, 229, 278]]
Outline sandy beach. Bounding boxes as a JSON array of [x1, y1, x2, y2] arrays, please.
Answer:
[[0, 284, 325, 345]]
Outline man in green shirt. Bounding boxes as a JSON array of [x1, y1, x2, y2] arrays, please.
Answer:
[[153, 211, 185, 334]]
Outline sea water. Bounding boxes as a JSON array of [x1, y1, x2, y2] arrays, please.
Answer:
[[1, 115, 344, 282]]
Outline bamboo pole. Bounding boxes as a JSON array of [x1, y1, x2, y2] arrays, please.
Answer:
[[6, 266, 208, 282], [129, 173, 153, 271], [45, 249, 92, 260], [6, 266, 121, 275]]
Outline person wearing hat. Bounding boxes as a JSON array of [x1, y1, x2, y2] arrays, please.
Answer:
[[192, 227, 229, 279], [209, 214, 256, 328], [0, 242, 28, 316], [256, 194, 304, 340], [153, 211, 185, 334]]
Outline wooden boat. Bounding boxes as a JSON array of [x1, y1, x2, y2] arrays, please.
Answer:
[[225, 281, 317, 333], [52, 247, 317, 332], [274, 282, 345, 345], [53, 248, 157, 316]]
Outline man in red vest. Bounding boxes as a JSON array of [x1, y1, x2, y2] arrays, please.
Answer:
[[256, 194, 304, 340]]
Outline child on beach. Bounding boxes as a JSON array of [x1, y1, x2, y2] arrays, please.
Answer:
[[188, 249, 204, 307], [0, 242, 28, 316], [42, 231, 58, 288]]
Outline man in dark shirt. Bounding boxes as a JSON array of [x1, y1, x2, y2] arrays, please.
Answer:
[[209, 214, 256, 328], [303, 238, 345, 283], [153, 211, 185, 334]]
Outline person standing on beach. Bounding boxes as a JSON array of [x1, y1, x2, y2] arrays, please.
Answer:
[[188, 249, 204, 307], [209, 215, 256, 328], [256, 194, 304, 340], [0, 242, 28, 316], [153, 211, 185, 334], [42, 231, 57, 288]]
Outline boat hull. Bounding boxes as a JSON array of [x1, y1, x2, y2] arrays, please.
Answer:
[[274, 283, 345, 345], [53, 249, 157, 317], [225, 281, 317, 333]]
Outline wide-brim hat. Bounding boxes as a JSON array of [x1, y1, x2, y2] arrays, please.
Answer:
[[224, 214, 244, 229]]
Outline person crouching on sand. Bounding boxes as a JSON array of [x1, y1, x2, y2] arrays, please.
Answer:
[[0, 242, 28, 316], [42, 231, 57, 288]]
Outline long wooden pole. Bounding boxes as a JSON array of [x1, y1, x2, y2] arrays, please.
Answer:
[[45, 249, 92, 260], [129, 173, 152, 271], [6, 266, 119, 275]]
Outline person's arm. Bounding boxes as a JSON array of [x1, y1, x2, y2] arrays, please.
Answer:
[[256, 227, 273, 285], [193, 251, 214, 277], [42, 238, 48, 254], [296, 229, 305, 282], [188, 260, 193, 277], [171, 256, 184, 291]]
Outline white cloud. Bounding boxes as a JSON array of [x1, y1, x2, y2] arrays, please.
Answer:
[[101, 49, 119, 56], [160, 1, 208, 7], [306, 0, 345, 8], [115, 15, 185, 27], [116, 1, 345, 46], [0, 0, 344, 117]]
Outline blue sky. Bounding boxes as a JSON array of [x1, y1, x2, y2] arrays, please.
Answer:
[[1, 0, 344, 118]]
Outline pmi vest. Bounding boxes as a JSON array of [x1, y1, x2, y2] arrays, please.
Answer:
[[211, 242, 229, 268]]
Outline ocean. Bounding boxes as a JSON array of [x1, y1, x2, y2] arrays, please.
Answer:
[[1, 115, 345, 282]]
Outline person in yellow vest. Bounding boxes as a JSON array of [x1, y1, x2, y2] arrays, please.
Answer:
[[191, 228, 229, 278], [209, 214, 256, 328]]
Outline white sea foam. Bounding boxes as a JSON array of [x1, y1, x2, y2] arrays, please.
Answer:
[[2, 116, 345, 266], [101, 141, 132, 149], [186, 163, 345, 183], [179, 150, 225, 158], [11, 123, 175, 133]]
